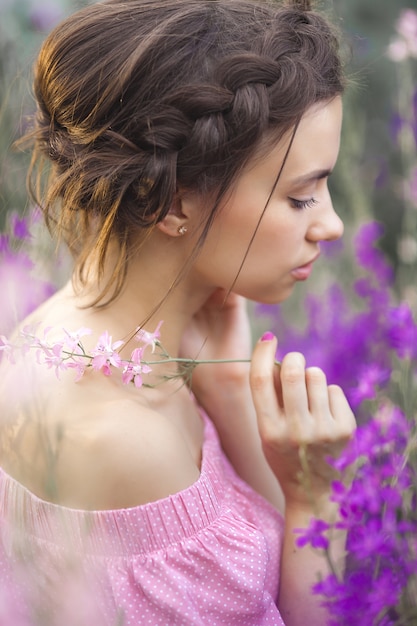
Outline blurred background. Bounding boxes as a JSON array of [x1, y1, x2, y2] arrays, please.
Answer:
[[1, 0, 417, 319], [1, 5, 416, 618]]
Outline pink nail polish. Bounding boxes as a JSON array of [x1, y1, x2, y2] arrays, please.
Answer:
[[260, 331, 275, 342]]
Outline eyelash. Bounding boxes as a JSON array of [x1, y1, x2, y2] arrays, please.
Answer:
[[289, 197, 318, 211]]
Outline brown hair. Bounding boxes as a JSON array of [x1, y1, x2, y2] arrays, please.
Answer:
[[25, 0, 344, 306]]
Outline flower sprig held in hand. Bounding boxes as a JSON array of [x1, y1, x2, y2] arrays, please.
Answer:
[[0, 322, 162, 388], [0, 320, 255, 388]]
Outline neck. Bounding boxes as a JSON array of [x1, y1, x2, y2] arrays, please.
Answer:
[[69, 231, 214, 363]]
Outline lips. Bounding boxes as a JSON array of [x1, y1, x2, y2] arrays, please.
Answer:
[[291, 251, 320, 281]]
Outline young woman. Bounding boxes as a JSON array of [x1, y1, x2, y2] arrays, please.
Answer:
[[0, 0, 356, 624]]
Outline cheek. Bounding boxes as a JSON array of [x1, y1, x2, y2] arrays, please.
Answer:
[[217, 207, 262, 253], [254, 211, 298, 248]]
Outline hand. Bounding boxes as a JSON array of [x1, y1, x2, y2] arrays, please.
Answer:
[[179, 289, 252, 395], [250, 333, 356, 512]]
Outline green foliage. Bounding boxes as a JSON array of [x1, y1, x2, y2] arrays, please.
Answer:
[[0, 0, 92, 227]]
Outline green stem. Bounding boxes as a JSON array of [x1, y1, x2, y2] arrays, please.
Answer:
[[59, 349, 281, 368]]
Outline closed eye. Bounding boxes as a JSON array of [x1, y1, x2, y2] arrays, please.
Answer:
[[289, 197, 318, 210]]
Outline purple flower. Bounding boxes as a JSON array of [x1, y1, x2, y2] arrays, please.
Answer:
[[320, 238, 344, 258], [349, 363, 391, 408], [0, 252, 55, 336], [294, 518, 330, 550], [10, 213, 31, 241], [354, 221, 394, 285], [387, 303, 417, 359], [292, 398, 416, 625], [389, 112, 405, 143], [256, 221, 415, 424]]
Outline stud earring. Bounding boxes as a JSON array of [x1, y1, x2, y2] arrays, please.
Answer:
[[178, 225, 188, 235]]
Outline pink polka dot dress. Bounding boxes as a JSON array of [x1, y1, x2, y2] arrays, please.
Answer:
[[0, 411, 285, 625]]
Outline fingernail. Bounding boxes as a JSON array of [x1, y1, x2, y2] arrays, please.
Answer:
[[260, 331, 275, 342]]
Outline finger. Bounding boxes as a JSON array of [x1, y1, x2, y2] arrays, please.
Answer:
[[273, 360, 284, 408], [280, 352, 309, 422], [305, 366, 331, 418], [250, 333, 282, 434], [328, 384, 357, 437]]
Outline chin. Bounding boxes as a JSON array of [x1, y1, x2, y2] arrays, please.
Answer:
[[247, 285, 294, 306]]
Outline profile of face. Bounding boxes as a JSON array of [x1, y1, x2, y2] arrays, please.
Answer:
[[183, 97, 344, 304]]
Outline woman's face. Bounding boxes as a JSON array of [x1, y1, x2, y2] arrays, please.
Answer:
[[188, 97, 344, 304]]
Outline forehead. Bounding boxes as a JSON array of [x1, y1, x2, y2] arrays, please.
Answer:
[[249, 97, 343, 184]]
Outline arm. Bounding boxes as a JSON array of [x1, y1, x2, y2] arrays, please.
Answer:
[[250, 334, 356, 626]]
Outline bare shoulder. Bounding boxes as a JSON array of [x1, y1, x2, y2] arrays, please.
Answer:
[[0, 297, 202, 511], [0, 356, 201, 510], [54, 399, 202, 510]]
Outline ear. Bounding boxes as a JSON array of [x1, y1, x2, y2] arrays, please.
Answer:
[[156, 192, 195, 238]]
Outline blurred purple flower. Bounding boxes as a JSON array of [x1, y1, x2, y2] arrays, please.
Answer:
[[257, 222, 408, 414], [28, 1, 65, 32], [0, 235, 10, 254], [354, 221, 394, 284], [390, 90, 417, 150], [320, 238, 344, 258], [349, 364, 391, 408], [300, 407, 416, 625], [388, 302, 417, 359], [0, 211, 55, 336], [260, 218, 417, 619], [0, 252, 55, 337], [389, 112, 405, 143], [295, 518, 330, 550], [10, 212, 31, 241]]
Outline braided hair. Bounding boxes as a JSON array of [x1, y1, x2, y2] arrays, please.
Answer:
[[26, 0, 344, 305]]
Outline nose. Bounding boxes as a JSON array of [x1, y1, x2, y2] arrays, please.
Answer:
[[306, 195, 344, 243]]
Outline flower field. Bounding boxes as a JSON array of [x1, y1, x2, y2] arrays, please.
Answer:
[[1, 1, 417, 623]]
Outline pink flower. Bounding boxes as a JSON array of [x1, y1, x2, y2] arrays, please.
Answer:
[[387, 9, 417, 61], [67, 360, 88, 382], [28, 328, 68, 379], [134, 320, 163, 352], [0, 335, 16, 363], [396, 9, 417, 43], [387, 39, 409, 62], [122, 348, 152, 388], [37, 342, 69, 379], [91, 331, 124, 376], [62, 327, 92, 353]]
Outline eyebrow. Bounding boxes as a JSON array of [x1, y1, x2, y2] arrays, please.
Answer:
[[289, 169, 333, 186]]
